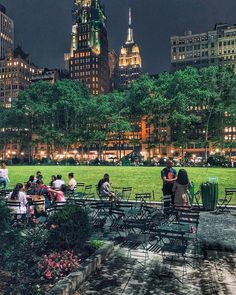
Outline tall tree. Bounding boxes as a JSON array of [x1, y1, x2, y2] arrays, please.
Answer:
[[198, 66, 235, 160]]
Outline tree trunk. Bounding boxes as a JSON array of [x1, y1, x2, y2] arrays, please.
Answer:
[[205, 127, 208, 162], [119, 134, 122, 160], [181, 146, 184, 162]]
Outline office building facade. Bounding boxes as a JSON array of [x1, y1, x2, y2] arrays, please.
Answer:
[[0, 46, 37, 107], [0, 4, 14, 60], [171, 23, 236, 73]]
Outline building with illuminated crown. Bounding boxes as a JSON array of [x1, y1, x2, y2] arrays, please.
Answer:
[[65, 0, 109, 95], [118, 8, 142, 89], [0, 4, 14, 60]]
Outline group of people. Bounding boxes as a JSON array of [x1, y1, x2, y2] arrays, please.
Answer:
[[96, 160, 193, 208], [161, 160, 192, 208], [5, 159, 192, 218], [7, 171, 78, 215]]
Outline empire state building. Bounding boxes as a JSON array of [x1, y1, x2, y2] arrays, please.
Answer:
[[118, 8, 142, 89], [65, 0, 109, 95]]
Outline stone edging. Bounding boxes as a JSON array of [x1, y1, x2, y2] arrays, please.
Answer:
[[47, 242, 114, 295]]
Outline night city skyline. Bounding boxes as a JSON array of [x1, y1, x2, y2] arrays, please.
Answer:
[[1, 0, 236, 74]]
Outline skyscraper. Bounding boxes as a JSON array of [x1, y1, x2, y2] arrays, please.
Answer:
[[66, 0, 109, 95], [118, 8, 142, 89], [0, 4, 14, 60]]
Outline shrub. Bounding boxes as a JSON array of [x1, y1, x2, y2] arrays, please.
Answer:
[[47, 204, 92, 251], [37, 250, 80, 281], [0, 201, 11, 233], [89, 239, 105, 250]]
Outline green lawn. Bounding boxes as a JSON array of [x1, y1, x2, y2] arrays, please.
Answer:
[[7, 166, 236, 204]]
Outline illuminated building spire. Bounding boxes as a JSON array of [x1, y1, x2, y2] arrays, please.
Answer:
[[126, 8, 134, 44]]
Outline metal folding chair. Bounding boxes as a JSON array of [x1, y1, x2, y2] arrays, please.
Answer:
[[109, 208, 126, 236], [0, 189, 11, 199], [135, 192, 152, 204], [121, 187, 132, 201], [89, 200, 111, 232], [216, 188, 235, 213], [6, 200, 27, 224], [157, 226, 189, 282], [123, 218, 150, 264]]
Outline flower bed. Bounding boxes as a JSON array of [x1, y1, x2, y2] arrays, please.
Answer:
[[0, 202, 108, 294], [48, 242, 114, 295]]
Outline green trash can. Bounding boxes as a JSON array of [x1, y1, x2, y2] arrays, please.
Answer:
[[200, 182, 219, 211]]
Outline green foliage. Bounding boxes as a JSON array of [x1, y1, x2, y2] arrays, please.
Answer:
[[0, 66, 235, 163], [207, 155, 230, 166], [89, 239, 105, 249], [1, 227, 49, 295], [47, 204, 92, 251], [0, 201, 11, 233]]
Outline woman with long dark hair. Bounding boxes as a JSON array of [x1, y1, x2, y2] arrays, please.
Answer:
[[173, 169, 191, 208], [8, 183, 28, 214], [25, 175, 35, 191]]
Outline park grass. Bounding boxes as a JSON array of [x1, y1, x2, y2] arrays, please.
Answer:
[[7, 166, 236, 204]]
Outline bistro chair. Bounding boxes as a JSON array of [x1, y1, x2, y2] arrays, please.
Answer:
[[157, 226, 188, 282], [216, 188, 236, 213], [75, 183, 85, 198], [6, 200, 27, 225], [109, 207, 126, 237], [89, 200, 111, 232], [135, 193, 152, 206], [123, 218, 150, 264], [121, 187, 132, 201]]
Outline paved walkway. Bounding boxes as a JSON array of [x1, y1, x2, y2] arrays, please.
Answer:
[[76, 248, 236, 295], [76, 211, 236, 295]]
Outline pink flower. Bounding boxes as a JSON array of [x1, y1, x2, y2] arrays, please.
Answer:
[[44, 270, 52, 279], [50, 224, 57, 230]]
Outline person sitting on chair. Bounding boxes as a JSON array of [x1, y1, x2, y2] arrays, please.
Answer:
[[67, 172, 77, 191], [52, 175, 65, 190], [49, 184, 67, 203], [8, 183, 28, 215], [49, 175, 57, 187], [98, 173, 115, 201], [0, 162, 9, 190]]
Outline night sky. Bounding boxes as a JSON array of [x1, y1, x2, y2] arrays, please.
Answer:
[[1, 0, 236, 74]]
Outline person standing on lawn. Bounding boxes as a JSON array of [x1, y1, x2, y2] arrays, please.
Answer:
[[161, 160, 177, 206], [172, 169, 191, 209]]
